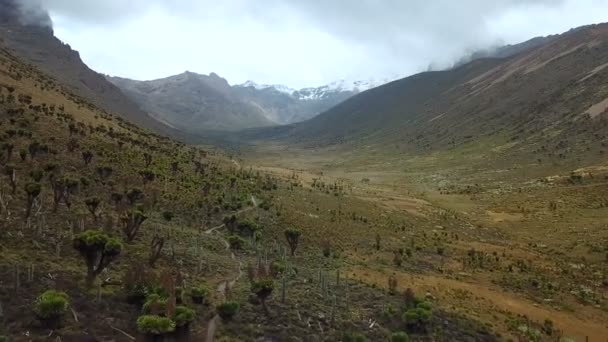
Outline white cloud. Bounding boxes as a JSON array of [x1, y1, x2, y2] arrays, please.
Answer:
[[38, 0, 608, 87]]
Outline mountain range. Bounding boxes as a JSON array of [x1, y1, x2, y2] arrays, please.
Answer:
[[107, 73, 382, 132], [0, 0, 369, 134]]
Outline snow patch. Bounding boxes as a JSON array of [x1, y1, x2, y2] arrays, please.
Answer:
[[237, 75, 404, 101]]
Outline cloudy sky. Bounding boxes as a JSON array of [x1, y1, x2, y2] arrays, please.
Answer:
[[32, 0, 608, 88]]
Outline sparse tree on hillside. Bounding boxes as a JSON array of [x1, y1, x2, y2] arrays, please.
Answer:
[[170, 161, 179, 175], [110, 192, 123, 207], [149, 233, 166, 267], [251, 278, 274, 315], [126, 188, 144, 205], [1, 143, 14, 161], [388, 274, 398, 295], [29, 169, 44, 182], [81, 151, 93, 166], [393, 250, 403, 267], [284, 228, 302, 256], [51, 176, 79, 212], [139, 170, 155, 187], [3, 164, 17, 194], [28, 142, 41, 159], [73, 230, 122, 287], [223, 215, 237, 233], [66, 138, 79, 152], [24, 182, 41, 218], [85, 197, 101, 221], [96, 166, 113, 181], [143, 153, 153, 168], [375, 233, 381, 251], [122, 209, 148, 242]]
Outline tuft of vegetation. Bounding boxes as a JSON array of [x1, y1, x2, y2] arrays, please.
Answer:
[[33, 290, 70, 324], [172, 306, 195, 327], [190, 285, 209, 304], [136, 315, 176, 335], [216, 301, 240, 321]]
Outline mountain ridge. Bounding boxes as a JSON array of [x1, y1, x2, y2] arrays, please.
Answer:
[[109, 71, 364, 128]]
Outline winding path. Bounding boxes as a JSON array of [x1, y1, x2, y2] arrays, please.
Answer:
[[204, 195, 256, 342]]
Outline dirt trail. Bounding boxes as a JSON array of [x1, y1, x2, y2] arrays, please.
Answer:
[[348, 266, 608, 340], [204, 196, 255, 342]]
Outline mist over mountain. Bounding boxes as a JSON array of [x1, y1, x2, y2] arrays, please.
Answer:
[[0, 0, 52, 29]]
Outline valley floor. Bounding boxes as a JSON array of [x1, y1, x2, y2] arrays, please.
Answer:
[[238, 143, 608, 341]]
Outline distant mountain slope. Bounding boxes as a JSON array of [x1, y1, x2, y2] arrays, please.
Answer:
[[0, 0, 186, 139], [233, 81, 358, 124], [109, 72, 371, 131], [109, 72, 276, 132], [243, 24, 608, 166]]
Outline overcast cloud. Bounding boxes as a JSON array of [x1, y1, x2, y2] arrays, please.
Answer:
[[28, 0, 608, 87]]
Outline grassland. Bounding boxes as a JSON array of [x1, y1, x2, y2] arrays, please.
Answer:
[[237, 140, 608, 341]]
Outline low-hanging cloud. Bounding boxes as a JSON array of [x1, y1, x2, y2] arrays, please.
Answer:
[[19, 0, 608, 87]]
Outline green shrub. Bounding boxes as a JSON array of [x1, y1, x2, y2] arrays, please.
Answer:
[[270, 260, 286, 277], [173, 306, 195, 327], [34, 290, 69, 319], [237, 219, 260, 236], [190, 285, 209, 304], [136, 315, 175, 335], [142, 294, 167, 315], [391, 331, 410, 342], [417, 301, 432, 311], [0, 335, 7, 342], [216, 301, 239, 320], [403, 306, 432, 329]]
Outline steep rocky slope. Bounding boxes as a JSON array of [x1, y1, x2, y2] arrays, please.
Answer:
[[0, 0, 185, 139]]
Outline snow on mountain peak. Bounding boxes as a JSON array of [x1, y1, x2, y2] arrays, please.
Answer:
[[240, 80, 296, 95], [238, 76, 403, 101]]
